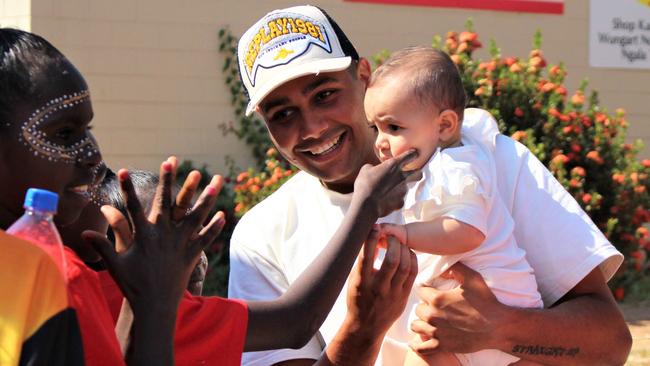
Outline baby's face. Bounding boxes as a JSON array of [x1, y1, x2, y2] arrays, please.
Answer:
[[364, 75, 440, 171]]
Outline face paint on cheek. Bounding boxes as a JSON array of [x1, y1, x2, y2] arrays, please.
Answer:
[[18, 90, 100, 164], [88, 162, 107, 207]]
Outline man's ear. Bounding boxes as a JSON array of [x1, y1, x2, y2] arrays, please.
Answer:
[[356, 58, 372, 85], [438, 109, 460, 144]]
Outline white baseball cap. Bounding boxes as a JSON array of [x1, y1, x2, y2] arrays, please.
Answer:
[[238, 5, 359, 116]]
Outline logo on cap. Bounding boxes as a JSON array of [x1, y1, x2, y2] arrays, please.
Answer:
[[243, 11, 332, 87]]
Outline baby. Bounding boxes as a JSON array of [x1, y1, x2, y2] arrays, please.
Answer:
[[364, 46, 543, 366]]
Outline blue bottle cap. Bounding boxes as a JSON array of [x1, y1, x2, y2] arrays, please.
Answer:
[[24, 188, 59, 213]]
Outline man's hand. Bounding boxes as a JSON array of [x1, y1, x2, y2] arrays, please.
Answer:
[[346, 230, 418, 339], [352, 149, 420, 218], [409, 262, 509, 355], [321, 230, 418, 366]]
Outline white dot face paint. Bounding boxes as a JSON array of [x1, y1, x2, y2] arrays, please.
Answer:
[[18, 90, 99, 164]]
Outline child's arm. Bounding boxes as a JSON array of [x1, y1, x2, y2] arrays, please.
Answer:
[[244, 150, 418, 352], [380, 218, 485, 255]]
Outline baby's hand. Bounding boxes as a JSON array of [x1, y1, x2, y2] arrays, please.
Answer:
[[377, 223, 408, 246]]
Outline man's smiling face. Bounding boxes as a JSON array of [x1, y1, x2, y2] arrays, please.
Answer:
[[257, 59, 379, 193]]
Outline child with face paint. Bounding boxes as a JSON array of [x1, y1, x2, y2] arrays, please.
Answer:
[[0, 27, 420, 366], [0, 28, 226, 366], [364, 47, 544, 366]]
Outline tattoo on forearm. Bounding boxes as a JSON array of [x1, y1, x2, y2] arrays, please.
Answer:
[[512, 345, 580, 358]]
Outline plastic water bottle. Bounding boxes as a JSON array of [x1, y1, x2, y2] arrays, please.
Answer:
[[7, 188, 67, 281]]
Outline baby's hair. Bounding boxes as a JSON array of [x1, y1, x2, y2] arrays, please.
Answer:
[[0, 28, 68, 130], [369, 46, 466, 119]]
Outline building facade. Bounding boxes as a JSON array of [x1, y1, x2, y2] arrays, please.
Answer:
[[1, 0, 648, 173]]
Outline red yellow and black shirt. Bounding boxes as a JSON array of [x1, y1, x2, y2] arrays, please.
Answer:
[[0, 230, 84, 366]]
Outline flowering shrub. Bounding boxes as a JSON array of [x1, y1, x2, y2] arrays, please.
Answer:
[[219, 23, 649, 299], [233, 148, 298, 217]]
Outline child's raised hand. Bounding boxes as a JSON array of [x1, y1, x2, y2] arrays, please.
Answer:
[[81, 157, 226, 315], [352, 149, 420, 218]]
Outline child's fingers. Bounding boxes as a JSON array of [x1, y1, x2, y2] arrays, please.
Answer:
[[192, 211, 226, 255], [173, 170, 201, 221], [394, 148, 419, 170], [408, 331, 440, 355], [100, 205, 133, 252], [378, 224, 407, 244], [117, 169, 147, 230], [184, 175, 222, 235], [148, 160, 175, 222]]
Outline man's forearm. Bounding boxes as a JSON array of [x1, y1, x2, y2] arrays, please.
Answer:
[[494, 271, 631, 365], [315, 317, 385, 366]]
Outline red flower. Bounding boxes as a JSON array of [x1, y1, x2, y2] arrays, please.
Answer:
[[642, 159, 650, 168], [571, 144, 582, 153], [551, 154, 569, 165], [529, 56, 546, 69], [509, 63, 522, 73], [614, 287, 624, 301], [549, 65, 563, 76], [459, 31, 478, 43], [548, 108, 562, 118], [503, 57, 517, 66], [612, 173, 625, 184], [511, 130, 527, 141], [571, 166, 586, 177], [582, 193, 592, 204], [586, 151, 604, 165], [540, 82, 556, 93], [514, 107, 524, 117], [571, 92, 585, 105], [236, 171, 249, 183], [637, 227, 649, 240]]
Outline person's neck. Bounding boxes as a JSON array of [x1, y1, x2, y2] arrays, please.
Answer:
[[441, 135, 462, 149]]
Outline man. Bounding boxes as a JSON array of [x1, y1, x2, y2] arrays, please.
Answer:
[[229, 5, 631, 365]]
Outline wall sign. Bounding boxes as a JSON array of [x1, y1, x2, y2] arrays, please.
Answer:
[[345, 0, 564, 14], [590, 0, 650, 69]]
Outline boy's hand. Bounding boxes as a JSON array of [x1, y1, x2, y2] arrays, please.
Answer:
[[352, 149, 420, 218], [82, 156, 226, 315]]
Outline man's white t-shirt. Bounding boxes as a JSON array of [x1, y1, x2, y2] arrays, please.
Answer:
[[228, 109, 623, 366]]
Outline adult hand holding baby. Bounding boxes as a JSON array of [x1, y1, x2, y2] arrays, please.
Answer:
[[409, 262, 508, 355]]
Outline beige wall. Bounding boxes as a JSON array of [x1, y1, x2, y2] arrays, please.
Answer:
[[4, 0, 650, 174], [1, 0, 31, 30]]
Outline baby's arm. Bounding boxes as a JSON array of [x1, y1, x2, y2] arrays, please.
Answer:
[[380, 218, 484, 255]]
